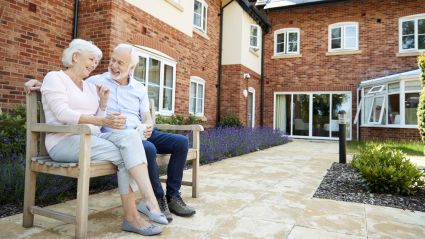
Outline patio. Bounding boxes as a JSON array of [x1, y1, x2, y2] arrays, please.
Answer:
[[1, 140, 424, 238]]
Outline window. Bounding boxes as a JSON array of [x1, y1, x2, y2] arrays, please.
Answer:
[[250, 25, 260, 49], [193, 0, 208, 33], [399, 14, 425, 52], [328, 22, 359, 51], [361, 80, 420, 127], [274, 28, 300, 55], [189, 77, 205, 116], [133, 48, 176, 115]]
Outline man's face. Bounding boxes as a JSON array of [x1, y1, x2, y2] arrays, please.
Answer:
[[108, 48, 132, 81]]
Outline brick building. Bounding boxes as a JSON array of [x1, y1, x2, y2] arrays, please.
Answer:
[[0, 0, 424, 141], [258, 0, 424, 141]]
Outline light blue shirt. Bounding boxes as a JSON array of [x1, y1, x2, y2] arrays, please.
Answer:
[[86, 72, 150, 132]]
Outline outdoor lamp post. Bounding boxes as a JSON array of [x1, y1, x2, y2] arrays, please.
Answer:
[[338, 110, 347, 164]]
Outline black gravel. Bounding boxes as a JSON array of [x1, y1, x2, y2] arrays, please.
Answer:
[[314, 162, 425, 212]]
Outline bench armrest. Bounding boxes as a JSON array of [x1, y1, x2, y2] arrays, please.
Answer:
[[155, 124, 204, 132], [31, 123, 92, 134]]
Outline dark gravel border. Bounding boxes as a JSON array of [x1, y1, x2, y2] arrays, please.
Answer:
[[314, 162, 425, 212]]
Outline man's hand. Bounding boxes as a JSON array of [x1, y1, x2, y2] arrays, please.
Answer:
[[96, 84, 110, 111], [24, 79, 42, 94], [144, 125, 153, 139], [103, 112, 126, 129]]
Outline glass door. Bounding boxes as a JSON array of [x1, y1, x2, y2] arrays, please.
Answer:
[[293, 94, 310, 136], [312, 94, 330, 137]]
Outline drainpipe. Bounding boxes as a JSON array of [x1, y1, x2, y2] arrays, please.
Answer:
[[356, 86, 361, 141], [216, 0, 234, 126], [72, 0, 79, 39], [260, 30, 265, 127]]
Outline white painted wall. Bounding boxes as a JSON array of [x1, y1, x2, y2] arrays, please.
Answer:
[[126, 0, 193, 37], [222, 1, 262, 74]]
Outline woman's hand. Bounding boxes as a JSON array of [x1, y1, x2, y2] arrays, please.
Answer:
[[103, 112, 126, 129], [96, 84, 109, 111], [24, 79, 42, 94]]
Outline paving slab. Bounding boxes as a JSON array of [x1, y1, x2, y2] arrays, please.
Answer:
[[1, 139, 424, 238]]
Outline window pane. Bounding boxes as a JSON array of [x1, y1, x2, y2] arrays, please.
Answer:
[[402, 20, 415, 35], [288, 42, 298, 52], [251, 26, 257, 36], [331, 27, 341, 38], [134, 57, 146, 85], [276, 33, 285, 43], [402, 35, 415, 49], [148, 86, 160, 110], [197, 84, 203, 98], [149, 59, 160, 86], [419, 35, 425, 50], [369, 97, 384, 123], [189, 97, 195, 113], [345, 26, 357, 38], [288, 32, 297, 42], [388, 94, 400, 124], [196, 99, 203, 113], [388, 82, 400, 93], [194, 14, 201, 27], [405, 93, 419, 125], [194, 1, 202, 14], [345, 36, 356, 48], [419, 19, 425, 34], [331, 39, 341, 49], [276, 43, 284, 53], [405, 80, 421, 91], [163, 88, 173, 111], [363, 96, 372, 124], [190, 82, 196, 97], [163, 65, 173, 88], [293, 94, 309, 136], [312, 94, 330, 137]]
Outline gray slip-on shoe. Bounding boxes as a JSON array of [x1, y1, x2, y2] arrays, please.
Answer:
[[121, 219, 161, 236], [138, 201, 169, 225]]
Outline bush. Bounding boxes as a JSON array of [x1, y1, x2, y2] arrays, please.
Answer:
[[351, 143, 425, 195], [156, 114, 202, 125], [219, 113, 243, 127], [417, 54, 425, 154]]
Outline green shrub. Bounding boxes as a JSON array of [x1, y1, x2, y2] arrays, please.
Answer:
[[351, 143, 425, 195], [417, 54, 425, 154], [0, 105, 26, 160], [219, 113, 243, 127], [155, 114, 202, 125]]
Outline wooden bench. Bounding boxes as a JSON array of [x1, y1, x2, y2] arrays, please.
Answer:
[[22, 92, 204, 239]]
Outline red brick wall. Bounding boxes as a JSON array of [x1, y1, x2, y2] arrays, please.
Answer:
[[221, 64, 261, 127], [0, 0, 74, 110], [264, 0, 424, 140], [360, 127, 420, 141]]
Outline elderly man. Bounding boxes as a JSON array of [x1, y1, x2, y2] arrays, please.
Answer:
[[25, 43, 196, 222]]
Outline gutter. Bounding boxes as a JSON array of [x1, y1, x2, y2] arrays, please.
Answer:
[[72, 0, 79, 39], [216, 0, 235, 126]]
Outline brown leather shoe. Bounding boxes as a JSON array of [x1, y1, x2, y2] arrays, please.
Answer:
[[167, 196, 196, 217], [158, 196, 173, 222]]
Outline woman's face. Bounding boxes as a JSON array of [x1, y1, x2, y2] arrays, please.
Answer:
[[72, 52, 98, 78]]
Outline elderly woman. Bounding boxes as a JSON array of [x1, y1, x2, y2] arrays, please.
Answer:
[[39, 39, 166, 236]]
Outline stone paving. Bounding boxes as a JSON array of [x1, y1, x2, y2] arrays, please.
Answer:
[[1, 140, 425, 238]]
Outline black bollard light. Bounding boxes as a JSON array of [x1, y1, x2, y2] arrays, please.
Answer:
[[338, 110, 347, 164]]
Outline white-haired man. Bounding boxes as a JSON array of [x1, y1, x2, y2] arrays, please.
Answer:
[[87, 44, 195, 222]]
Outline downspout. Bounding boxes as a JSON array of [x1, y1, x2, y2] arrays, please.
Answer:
[[356, 86, 361, 141], [260, 30, 265, 127], [216, 0, 234, 126], [72, 0, 79, 39]]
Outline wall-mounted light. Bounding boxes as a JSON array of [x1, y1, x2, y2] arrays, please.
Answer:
[[243, 73, 251, 80]]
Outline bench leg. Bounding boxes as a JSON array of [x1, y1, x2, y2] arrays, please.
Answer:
[[192, 157, 199, 198], [23, 170, 37, 227], [75, 135, 91, 239]]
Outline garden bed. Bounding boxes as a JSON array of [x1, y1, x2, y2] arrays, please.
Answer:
[[314, 162, 425, 212]]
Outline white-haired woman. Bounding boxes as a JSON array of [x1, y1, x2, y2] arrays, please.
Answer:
[[37, 39, 166, 236]]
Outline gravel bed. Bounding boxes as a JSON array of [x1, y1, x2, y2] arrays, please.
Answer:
[[314, 162, 425, 212]]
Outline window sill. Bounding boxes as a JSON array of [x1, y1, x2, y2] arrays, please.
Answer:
[[396, 51, 425, 57], [361, 124, 418, 129], [193, 27, 209, 40], [272, 53, 302, 59], [249, 47, 260, 57], [164, 0, 184, 11], [326, 50, 362, 56]]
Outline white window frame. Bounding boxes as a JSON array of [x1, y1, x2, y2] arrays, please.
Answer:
[[274, 28, 300, 55], [328, 22, 359, 52], [193, 0, 208, 33], [361, 80, 420, 128], [399, 14, 425, 53], [250, 24, 260, 49], [133, 48, 177, 116], [189, 76, 205, 116]]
